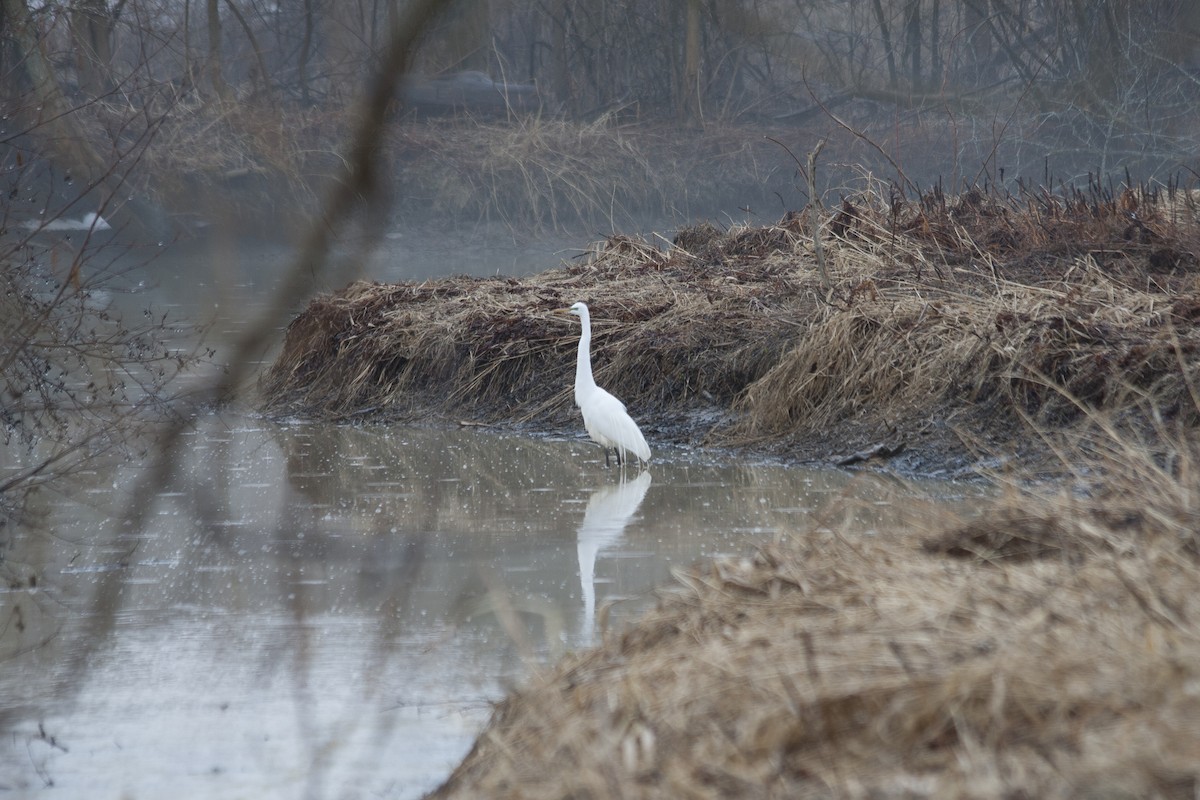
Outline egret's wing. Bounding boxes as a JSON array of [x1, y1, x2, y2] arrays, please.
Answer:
[[581, 388, 651, 461]]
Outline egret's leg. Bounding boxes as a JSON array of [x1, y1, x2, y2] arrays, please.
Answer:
[[604, 447, 611, 467]]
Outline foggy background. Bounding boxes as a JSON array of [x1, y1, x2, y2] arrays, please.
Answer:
[[4, 0, 1200, 242]]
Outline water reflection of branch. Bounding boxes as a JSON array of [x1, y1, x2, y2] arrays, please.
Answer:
[[488, 566, 565, 668], [102, 5, 455, 792], [577, 471, 652, 644], [279, 421, 574, 679], [123, 0, 452, 532]]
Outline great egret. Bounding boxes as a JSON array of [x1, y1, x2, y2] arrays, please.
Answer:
[[557, 302, 651, 467]]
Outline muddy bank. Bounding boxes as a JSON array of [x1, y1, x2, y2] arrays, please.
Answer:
[[261, 184, 1200, 475]]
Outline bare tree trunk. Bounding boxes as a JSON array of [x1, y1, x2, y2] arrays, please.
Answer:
[[904, 0, 921, 92], [929, 0, 941, 89], [975, 0, 1046, 105], [552, 0, 571, 113], [962, 0, 992, 82], [3, 0, 108, 176], [871, 0, 898, 90], [0, 0, 158, 238], [222, 0, 271, 97], [206, 0, 232, 101], [298, 0, 315, 103], [682, 0, 702, 124], [181, 0, 195, 92], [68, 0, 114, 97], [444, 0, 489, 70]]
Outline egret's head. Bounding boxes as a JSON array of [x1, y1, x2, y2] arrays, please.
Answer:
[[556, 301, 588, 318]]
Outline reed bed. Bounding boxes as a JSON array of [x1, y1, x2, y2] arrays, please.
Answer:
[[259, 230, 796, 429], [387, 118, 785, 230], [262, 182, 1200, 468]]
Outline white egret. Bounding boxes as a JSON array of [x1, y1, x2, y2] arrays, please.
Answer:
[[557, 301, 651, 467]]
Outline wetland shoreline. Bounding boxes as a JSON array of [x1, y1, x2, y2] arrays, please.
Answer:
[[263, 183, 1200, 477], [255, 184, 1200, 797]]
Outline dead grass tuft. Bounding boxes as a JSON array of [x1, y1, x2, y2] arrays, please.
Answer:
[[922, 506, 1090, 562]]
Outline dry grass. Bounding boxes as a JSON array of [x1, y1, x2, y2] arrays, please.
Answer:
[[262, 183, 1200, 468], [428, 439, 1200, 798], [258, 229, 797, 428], [736, 265, 1200, 443], [387, 117, 786, 231], [138, 98, 349, 233], [132, 99, 794, 234], [390, 116, 661, 230]]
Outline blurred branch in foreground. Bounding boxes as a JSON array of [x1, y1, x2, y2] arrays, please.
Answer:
[[121, 0, 452, 531]]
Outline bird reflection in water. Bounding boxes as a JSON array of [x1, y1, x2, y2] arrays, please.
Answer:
[[577, 470, 652, 644]]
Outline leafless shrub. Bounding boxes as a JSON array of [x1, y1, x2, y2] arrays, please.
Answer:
[[0, 207, 210, 517]]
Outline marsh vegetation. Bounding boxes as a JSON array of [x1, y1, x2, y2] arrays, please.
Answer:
[[265, 180, 1200, 475]]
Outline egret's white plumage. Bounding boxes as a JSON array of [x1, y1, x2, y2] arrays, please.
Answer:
[[560, 301, 651, 467]]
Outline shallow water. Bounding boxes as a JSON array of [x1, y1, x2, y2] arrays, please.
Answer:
[[0, 229, 986, 797], [0, 416, 984, 798]]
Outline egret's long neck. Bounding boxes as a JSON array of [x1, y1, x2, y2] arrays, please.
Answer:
[[575, 310, 596, 398]]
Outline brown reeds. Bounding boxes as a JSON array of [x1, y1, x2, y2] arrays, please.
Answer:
[[262, 183, 1200, 468], [429, 443, 1200, 798], [258, 225, 802, 428], [736, 266, 1200, 441]]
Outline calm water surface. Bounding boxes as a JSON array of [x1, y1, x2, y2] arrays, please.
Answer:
[[0, 419, 983, 798], [0, 232, 985, 798]]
